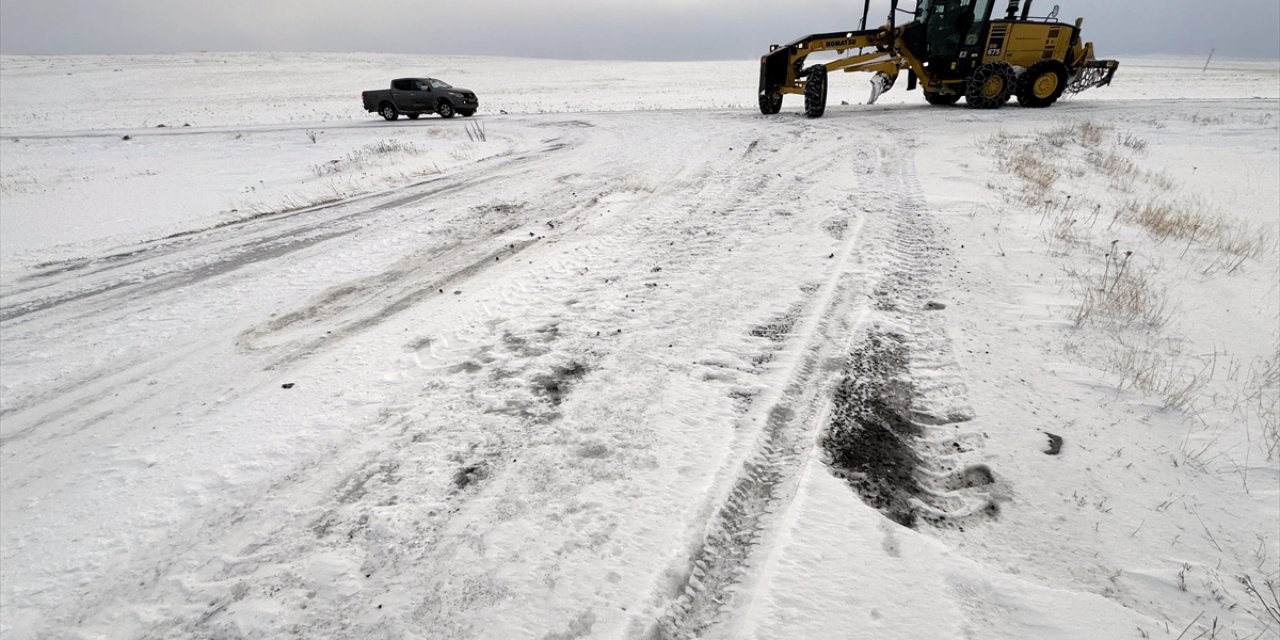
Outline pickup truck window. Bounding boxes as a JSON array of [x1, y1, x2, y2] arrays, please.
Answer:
[[392, 79, 414, 91], [428, 79, 453, 90]]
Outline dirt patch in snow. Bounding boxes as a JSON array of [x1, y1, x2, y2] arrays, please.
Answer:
[[823, 330, 999, 529], [823, 331, 923, 527], [530, 361, 589, 406], [452, 463, 490, 490], [821, 216, 850, 239], [748, 305, 802, 343]]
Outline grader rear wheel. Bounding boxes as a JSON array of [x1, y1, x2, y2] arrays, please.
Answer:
[[965, 62, 1016, 109], [1016, 60, 1069, 108]]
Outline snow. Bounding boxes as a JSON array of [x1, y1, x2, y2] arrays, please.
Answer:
[[2, 52, 1278, 639]]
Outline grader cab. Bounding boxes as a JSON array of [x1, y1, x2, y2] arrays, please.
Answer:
[[759, 0, 1118, 116]]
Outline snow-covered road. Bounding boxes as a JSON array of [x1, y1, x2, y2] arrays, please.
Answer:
[[2, 54, 1278, 639], [1, 109, 924, 636]]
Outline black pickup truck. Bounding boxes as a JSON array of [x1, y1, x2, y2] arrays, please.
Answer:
[[362, 78, 479, 120]]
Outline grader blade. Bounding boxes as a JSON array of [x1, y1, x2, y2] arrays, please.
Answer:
[[868, 72, 895, 105]]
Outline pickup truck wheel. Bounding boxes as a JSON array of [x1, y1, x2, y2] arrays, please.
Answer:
[[379, 103, 398, 121], [436, 101, 456, 119], [407, 113, 421, 120]]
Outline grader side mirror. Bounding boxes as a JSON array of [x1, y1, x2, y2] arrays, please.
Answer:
[[1048, 4, 1060, 20]]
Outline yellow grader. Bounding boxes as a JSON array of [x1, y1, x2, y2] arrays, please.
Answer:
[[759, 0, 1118, 116]]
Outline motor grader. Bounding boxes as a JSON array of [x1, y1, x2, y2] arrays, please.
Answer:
[[759, 0, 1118, 116]]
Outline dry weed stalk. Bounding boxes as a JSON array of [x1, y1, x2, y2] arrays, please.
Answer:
[[1117, 131, 1148, 152], [987, 120, 1277, 436], [311, 139, 421, 177], [1107, 346, 1207, 411], [1121, 198, 1216, 241], [1090, 150, 1138, 177], [1073, 248, 1168, 330], [1236, 575, 1280, 628], [1042, 120, 1106, 148], [1047, 214, 1083, 244], [999, 150, 1060, 190], [1244, 350, 1280, 459], [1110, 197, 1271, 271]]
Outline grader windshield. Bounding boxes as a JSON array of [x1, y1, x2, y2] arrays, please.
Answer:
[[924, 0, 994, 57]]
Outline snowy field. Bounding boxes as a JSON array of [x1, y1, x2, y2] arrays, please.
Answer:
[[1, 53, 1278, 639]]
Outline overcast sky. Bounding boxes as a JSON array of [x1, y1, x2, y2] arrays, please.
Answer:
[[2, 0, 1278, 60]]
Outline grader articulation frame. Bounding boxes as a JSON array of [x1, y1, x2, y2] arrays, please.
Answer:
[[759, 0, 1118, 116]]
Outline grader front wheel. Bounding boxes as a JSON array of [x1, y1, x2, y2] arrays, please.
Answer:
[[804, 66, 828, 118], [924, 91, 962, 106], [759, 91, 783, 115]]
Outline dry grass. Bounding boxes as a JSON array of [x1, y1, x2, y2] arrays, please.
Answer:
[[1042, 120, 1106, 148], [1237, 575, 1280, 631], [1242, 349, 1280, 460], [1120, 199, 1210, 239], [1071, 253, 1170, 331], [1188, 113, 1229, 126], [243, 186, 350, 216], [363, 139, 417, 155], [1045, 212, 1085, 245], [1112, 198, 1272, 271], [1146, 170, 1177, 192], [1078, 121, 1106, 147], [1108, 346, 1210, 412], [312, 139, 420, 176], [1093, 150, 1141, 191], [1202, 227, 1273, 275], [986, 116, 1279, 462], [999, 149, 1060, 191], [1117, 132, 1148, 152]]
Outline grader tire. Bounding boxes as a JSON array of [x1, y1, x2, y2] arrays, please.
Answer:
[[1016, 60, 1069, 108], [804, 66, 828, 118], [924, 91, 962, 106], [759, 91, 783, 115], [965, 62, 1016, 109]]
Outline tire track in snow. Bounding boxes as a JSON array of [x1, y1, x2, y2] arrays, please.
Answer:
[[21, 115, 846, 638], [1, 129, 607, 633], [234, 179, 602, 371], [651, 129, 999, 638], [0, 135, 582, 436], [0, 139, 567, 323], [826, 140, 1003, 530], [343, 124, 853, 637], [649, 135, 883, 639]]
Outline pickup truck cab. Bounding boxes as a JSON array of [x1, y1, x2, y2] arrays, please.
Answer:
[[362, 78, 479, 120]]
